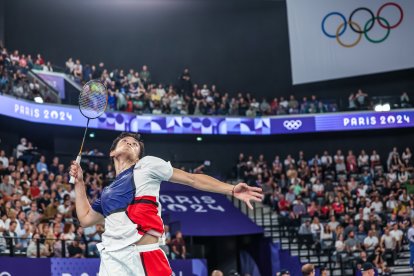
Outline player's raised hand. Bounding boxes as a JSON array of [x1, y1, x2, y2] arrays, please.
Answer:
[[233, 183, 263, 209], [69, 161, 84, 184]]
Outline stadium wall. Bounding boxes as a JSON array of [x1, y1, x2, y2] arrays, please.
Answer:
[[4, 0, 414, 100]]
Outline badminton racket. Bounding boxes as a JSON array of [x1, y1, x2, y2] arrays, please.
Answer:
[[69, 80, 108, 184]]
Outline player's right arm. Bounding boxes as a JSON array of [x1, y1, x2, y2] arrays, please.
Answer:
[[69, 161, 104, 227]]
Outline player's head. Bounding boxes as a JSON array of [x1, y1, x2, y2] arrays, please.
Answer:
[[110, 132, 145, 162], [211, 270, 223, 276], [301, 264, 315, 276], [361, 262, 375, 276]]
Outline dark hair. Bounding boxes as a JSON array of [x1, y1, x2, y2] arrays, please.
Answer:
[[110, 132, 145, 160]]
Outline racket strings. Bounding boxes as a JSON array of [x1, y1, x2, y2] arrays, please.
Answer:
[[79, 81, 108, 119]]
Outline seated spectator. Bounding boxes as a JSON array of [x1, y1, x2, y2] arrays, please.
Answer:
[[67, 239, 84, 258], [364, 230, 379, 251], [345, 230, 361, 252], [27, 233, 50, 257]]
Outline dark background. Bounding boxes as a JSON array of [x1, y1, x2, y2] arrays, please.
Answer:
[[3, 0, 414, 101], [1, 0, 414, 273]]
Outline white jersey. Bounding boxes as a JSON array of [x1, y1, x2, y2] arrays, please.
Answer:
[[92, 156, 173, 252]]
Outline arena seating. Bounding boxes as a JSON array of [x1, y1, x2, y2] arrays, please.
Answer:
[[234, 148, 413, 275]]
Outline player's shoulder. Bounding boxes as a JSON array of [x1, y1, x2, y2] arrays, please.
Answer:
[[135, 155, 168, 168]]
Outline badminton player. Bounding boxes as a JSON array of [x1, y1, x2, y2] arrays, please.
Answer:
[[69, 132, 263, 276]]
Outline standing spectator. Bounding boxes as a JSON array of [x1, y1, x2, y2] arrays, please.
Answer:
[[334, 150, 346, 173], [172, 231, 186, 259], [65, 58, 75, 74], [380, 228, 396, 265], [390, 223, 403, 252], [298, 219, 313, 249], [73, 59, 83, 79], [140, 65, 151, 86], [355, 89, 368, 109], [400, 92, 411, 108], [179, 68, 193, 96], [348, 93, 357, 110]]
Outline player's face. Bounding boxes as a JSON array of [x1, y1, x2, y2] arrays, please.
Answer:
[[111, 136, 140, 162]]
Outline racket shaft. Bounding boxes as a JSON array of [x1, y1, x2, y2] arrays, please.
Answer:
[[69, 155, 82, 184]]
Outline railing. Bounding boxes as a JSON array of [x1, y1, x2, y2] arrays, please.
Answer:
[[230, 196, 354, 275], [1, 235, 205, 260]]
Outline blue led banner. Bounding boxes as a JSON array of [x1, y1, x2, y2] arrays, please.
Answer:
[[0, 257, 208, 276], [0, 95, 413, 135]]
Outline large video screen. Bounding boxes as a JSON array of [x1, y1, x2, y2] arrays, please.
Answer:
[[287, 0, 414, 84]]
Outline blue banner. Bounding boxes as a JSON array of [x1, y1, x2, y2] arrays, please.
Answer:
[[0, 257, 207, 276], [1, 95, 413, 135], [160, 183, 263, 236]]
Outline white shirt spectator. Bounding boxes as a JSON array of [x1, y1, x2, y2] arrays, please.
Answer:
[[335, 240, 345, 252], [312, 183, 324, 194], [386, 199, 398, 211], [321, 155, 332, 166], [371, 201, 383, 213], [390, 228, 403, 242], [0, 155, 8, 168], [328, 221, 339, 231], [381, 234, 396, 250], [358, 154, 369, 167], [364, 236, 379, 250]]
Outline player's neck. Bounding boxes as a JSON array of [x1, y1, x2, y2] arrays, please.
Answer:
[[114, 158, 135, 176]]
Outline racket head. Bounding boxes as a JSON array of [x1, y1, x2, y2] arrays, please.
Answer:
[[79, 80, 108, 119]]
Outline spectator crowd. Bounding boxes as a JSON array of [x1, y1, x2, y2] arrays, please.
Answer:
[[2, 46, 412, 117], [236, 146, 414, 274], [0, 137, 186, 259]]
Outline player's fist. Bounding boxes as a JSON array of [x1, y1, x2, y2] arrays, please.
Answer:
[[69, 161, 84, 184]]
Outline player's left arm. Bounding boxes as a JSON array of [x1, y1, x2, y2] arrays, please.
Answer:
[[169, 168, 263, 209]]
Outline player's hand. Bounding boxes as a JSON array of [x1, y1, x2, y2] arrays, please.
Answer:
[[69, 161, 84, 184], [233, 183, 263, 210]]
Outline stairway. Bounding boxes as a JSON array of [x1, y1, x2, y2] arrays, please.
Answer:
[[231, 198, 413, 276]]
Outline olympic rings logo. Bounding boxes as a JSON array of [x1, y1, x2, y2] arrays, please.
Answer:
[[321, 2, 403, 48], [283, 120, 302, 130]]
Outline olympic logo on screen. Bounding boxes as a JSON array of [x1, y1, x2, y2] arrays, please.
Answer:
[[321, 2, 403, 48], [283, 120, 302, 130]]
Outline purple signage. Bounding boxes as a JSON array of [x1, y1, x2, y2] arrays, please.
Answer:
[[0, 257, 50, 276], [0, 257, 207, 276], [36, 72, 66, 99], [50, 258, 100, 276], [0, 95, 413, 135], [315, 112, 414, 131], [160, 183, 263, 236]]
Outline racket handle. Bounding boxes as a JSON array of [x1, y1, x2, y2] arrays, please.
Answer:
[[69, 155, 82, 184]]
